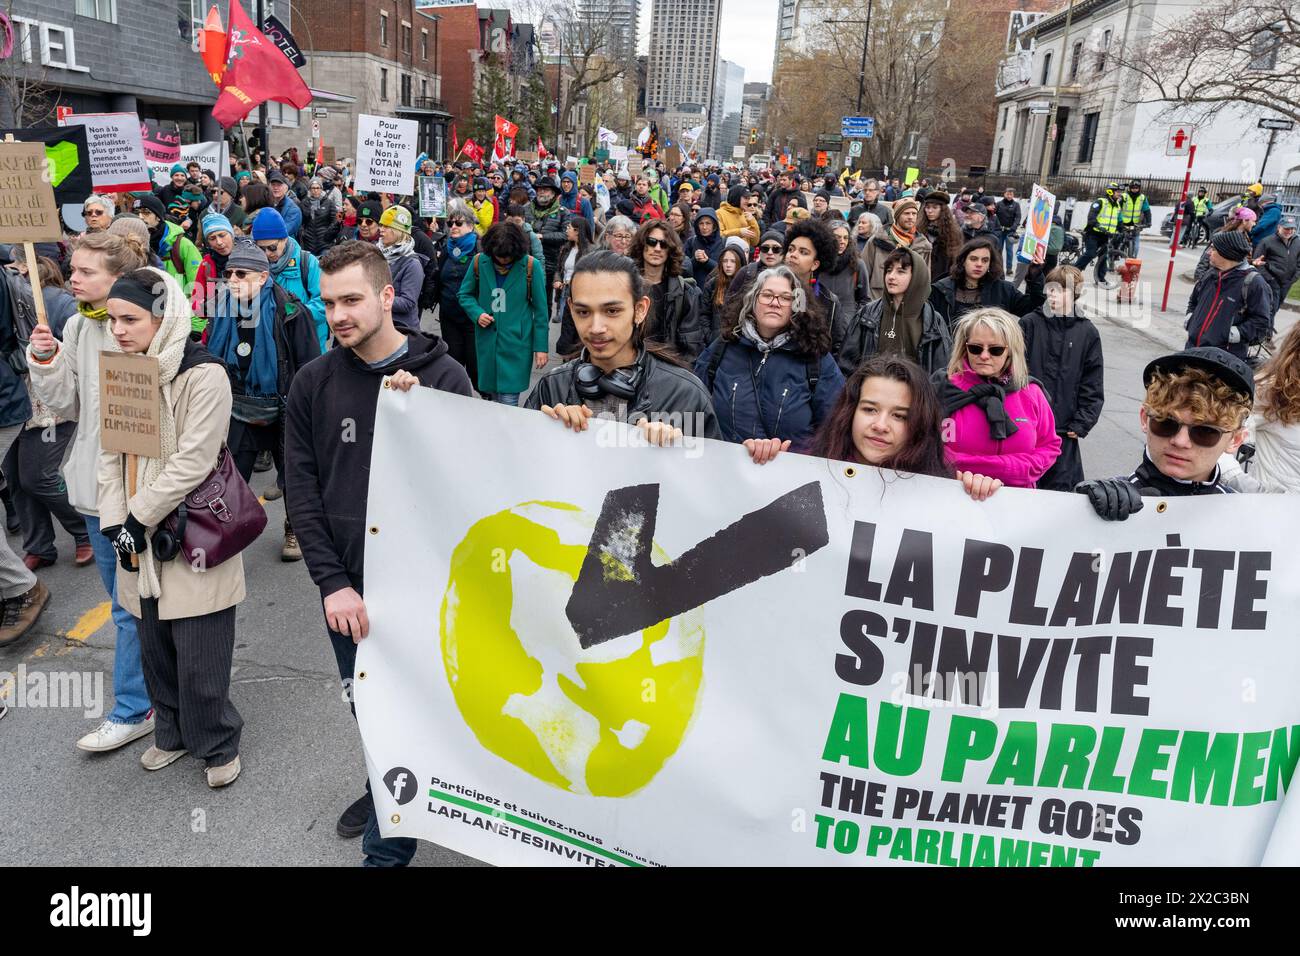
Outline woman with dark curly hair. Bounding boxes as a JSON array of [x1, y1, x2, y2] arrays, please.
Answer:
[[809, 354, 1002, 500], [629, 218, 706, 361], [693, 264, 845, 461], [457, 221, 549, 405], [921, 191, 964, 281]]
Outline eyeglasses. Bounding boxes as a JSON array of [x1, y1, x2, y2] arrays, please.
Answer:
[[222, 269, 254, 279], [644, 237, 669, 249], [966, 343, 1007, 357], [758, 291, 795, 306], [759, 244, 783, 254], [1147, 415, 1230, 448], [448, 218, 468, 226], [255, 242, 280, 252], [360, 218, 377, 226]]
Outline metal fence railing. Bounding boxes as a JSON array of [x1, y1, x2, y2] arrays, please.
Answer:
[[904, 169, 1289, 206]]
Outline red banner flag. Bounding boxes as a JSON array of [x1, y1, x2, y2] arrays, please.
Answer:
[[494, 115, 518, 140], [452, 122, 459, 159], [461, 138, 484, 164], [537, 137, 548, 160], [199, 7, 228, 86], [212, 0, 313, 129]]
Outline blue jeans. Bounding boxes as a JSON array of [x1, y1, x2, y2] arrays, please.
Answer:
[[490, 393, 520, 406], [327, 623, 417, 867], [1002, 230, 1018, 272], [83, 513, 151, 724]]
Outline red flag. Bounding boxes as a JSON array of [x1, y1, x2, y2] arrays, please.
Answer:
[[494, 115, 518, 140], [537, 137, 548, 160], [462, 138, 484, 164], [212, 0, 313, 129], [452, 122, 459, 159], [199, 7, 228, 86]]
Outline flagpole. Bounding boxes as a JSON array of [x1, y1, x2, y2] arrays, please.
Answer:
[[237, 119, 255, 172]]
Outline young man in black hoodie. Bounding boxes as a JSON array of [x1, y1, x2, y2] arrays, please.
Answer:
[[286, 240, 472, 866]]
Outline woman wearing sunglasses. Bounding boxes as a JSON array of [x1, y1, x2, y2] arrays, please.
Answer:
[[629, 220, 706, 362], [938, 308, 1061, 488], [433, 200, 482, 388]]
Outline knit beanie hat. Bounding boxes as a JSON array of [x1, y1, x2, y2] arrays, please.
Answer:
[[1211, 230, 1250, 262], [379, 205, 413, 235], [218, 176, 240, 199], [133, 193, 166, 221], [170, 163, 186, 176], [250, 208, 289, 241], [226, 238, 270, 273], [202, 213, 234, 238]]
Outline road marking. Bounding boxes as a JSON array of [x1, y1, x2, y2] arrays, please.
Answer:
[[66, 602, 111, 643]]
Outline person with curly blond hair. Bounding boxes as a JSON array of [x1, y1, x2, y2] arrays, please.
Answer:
[[1076, 347, 1253, 520]]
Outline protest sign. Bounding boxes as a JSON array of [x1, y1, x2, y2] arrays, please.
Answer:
[[627, 157, 643, 177], [60, 112, 152, 192], [664, 144, 681, 169], [830, 195, 852, 217], [148, 141, 230, 186], [904, 167, 920, 186], [140, 119, 181, 166], [516, 150, 539, 164], [0, 141, 62, 243], [609, 145, 629, 162], [357, 388, 1300, 867], [1019, 183, 1056, 265], [578, 163, 596, 186], [0, 125, 94, 206], [98, 353, 162, 460], [418, 175, 448, 218], [355, 114, 419, 195]]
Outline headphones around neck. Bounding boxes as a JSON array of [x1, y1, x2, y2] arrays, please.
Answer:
[[574, 346, 647, 402]]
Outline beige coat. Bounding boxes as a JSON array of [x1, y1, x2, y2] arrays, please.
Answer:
[[98, 362, 245, 620], [861, 224, 933, 301]]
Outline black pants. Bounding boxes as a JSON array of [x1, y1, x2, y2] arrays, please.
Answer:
[[138, 599, 242, 767], [2, 421, 88, 560], [440, 318, 479, 392], [1037, 435, 1084, 491], [1073, 231, 1110, 282], [230, 418, 284, 492]]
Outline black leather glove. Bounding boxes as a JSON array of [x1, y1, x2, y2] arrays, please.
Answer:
[[106, 515, 147, 571], [1074, 479, 1144, 521]]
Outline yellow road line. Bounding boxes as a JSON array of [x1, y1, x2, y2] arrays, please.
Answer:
[[66, 602, 112, 643]]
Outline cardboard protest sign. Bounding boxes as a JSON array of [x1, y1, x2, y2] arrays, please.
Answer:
[[0, 125, 94, 206], [355, 114, 419, 195], [664, 145, 681, 169], [578, 163, 596, 186], [98, 352, 163, 460], [60, 112, 152, 193], [515, 150, 539, 164], [0, 141, 62, 243]]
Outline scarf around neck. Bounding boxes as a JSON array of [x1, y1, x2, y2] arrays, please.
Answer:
[[78, 301, 109, 321], [208, 283, 280, 398], [382, 236, 415, 265], [740, 317, 792, 353], [890, 222, 915, 246], [938, 365, 1019, 440], [448, 230, 477, 262]]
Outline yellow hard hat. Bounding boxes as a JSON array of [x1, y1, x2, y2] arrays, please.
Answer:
[[1247, 182, 1263, 197]]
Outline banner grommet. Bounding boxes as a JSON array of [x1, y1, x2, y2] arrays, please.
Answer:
[[1156, 501, 1168, 513], [843, 466, 857, 478], [391, 814, 400, 825], [369, 526, 380, 535]]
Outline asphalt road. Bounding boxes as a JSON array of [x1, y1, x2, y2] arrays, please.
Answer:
[[0, 236, 1291, 866]]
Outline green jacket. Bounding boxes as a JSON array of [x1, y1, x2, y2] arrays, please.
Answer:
[[457, 253, 549, 395], [157, 220, 204, 333]]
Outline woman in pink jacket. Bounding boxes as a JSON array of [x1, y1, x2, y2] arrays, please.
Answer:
[[938, 308, 1062, 488]]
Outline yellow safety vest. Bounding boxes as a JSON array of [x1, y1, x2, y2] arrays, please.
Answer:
[[1192, 197, 1211, 217], [1095, 197, 1120, 233], [1119, 193, 1147, 225]]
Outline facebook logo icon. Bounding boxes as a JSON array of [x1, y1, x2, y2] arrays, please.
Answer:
[[383, 767, 418, 805]]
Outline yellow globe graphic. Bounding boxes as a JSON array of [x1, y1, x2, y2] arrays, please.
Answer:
[[440, 501, 705, 797]]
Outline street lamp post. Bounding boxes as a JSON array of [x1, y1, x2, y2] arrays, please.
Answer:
[[1038, 0, 1076, 183]]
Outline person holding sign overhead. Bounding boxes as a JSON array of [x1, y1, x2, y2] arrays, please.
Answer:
[[96, 267, 246, 788], [27, 232, 155, 751]]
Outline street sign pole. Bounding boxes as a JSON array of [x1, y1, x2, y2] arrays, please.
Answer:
[[1162, 144, 1196, 314]]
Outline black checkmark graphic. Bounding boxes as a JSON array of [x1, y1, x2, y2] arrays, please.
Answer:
[[566, 481, 830, 648]]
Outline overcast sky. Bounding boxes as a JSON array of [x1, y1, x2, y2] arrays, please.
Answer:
[[638, 0, 778, 84]]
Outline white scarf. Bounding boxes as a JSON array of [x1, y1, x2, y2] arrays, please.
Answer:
[[381, 235, 415, 265], [740, 317, 792, 353], [105, 267, 191, 598]]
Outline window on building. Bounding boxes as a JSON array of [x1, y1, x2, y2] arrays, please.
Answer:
[[401, 22, 412, 54], [401, 74, 412, 106], [421, 78, 428, 101], [1077, 110, 1100, 162], [76, 0, 116, 22], [1069, 41, 1082, 81], [1000, 107, 1008, 131], [380, 67, 389, 101], [1095, 28, 1111, 74], [421, 29, 429, 60], [1040, 51, 1053, 85], [380, 12, 389, 47], [1248, 24, 1283, 71]]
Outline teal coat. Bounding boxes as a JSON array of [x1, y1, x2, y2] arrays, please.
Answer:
[[458, 253, 548, 394]]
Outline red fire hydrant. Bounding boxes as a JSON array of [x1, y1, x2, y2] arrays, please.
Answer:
[[1116, 257, 1142, 303]]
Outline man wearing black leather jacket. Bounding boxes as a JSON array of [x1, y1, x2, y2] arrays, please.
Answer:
[[1075, 347, 1252, 520], [526, 250, 720, 442]]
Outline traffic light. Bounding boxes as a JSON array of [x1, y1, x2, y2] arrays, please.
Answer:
[[750, 127, 757, 145]]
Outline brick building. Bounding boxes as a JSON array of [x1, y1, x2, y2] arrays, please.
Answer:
[[0, 0, 222, 141], [297, 0, 449, 164]]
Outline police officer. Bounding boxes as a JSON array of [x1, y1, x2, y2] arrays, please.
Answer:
[[1182, 187, 1212, 247], [1119, 180, 1151, 255], [1073, 182, 1122, 286]]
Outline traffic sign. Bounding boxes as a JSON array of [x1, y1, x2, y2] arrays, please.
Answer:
[[1166, 125, 1194, 156], [816, 134, 843, 151], [1258, 117, 1295, 131], [312, 107, 329, 118], [841, 116, 875, 139], [848, 140, 862, 157]]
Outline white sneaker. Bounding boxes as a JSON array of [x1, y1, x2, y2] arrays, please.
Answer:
[[76, 713, 155, 752]]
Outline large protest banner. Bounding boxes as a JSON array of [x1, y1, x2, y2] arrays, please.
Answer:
[[148, 141, 230, 187], [358, 389, 1300, 867], [354, 114, 418, 195], [60, 113, 152, 193]]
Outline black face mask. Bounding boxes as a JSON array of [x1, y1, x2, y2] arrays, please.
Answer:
[[147, 218, 166, 246]]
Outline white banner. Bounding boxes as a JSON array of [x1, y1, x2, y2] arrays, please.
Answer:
[[354, 114, 419, 195], [357, 388, 1300, 867], [147, 141, 230, 187], [59, 112, 152, 193]]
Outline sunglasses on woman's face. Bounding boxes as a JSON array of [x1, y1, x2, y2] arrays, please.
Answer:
[[760, 244, 783, 254], [644, 237, 668, 249], [1147, 415, 1230, 448], [448, 218, 468, 226], [360, 218, 377, 226], [966, 343, 1007, 357], [222, 269, 253, 280]]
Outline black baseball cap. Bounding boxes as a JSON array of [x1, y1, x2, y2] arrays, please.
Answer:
[[1143, 347, 1255, 403]]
